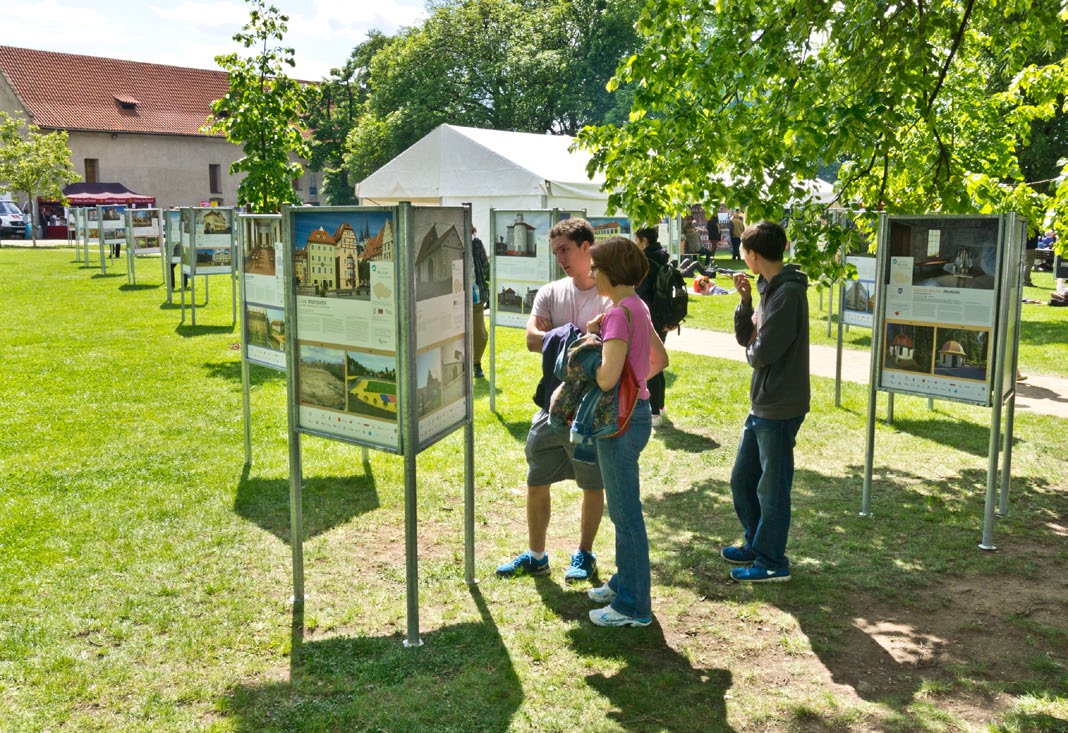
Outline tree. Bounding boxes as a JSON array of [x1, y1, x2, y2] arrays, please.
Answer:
[[303, 32, 391, 205], [575, 0, 1068, 279], [0, 112, 80, 247], [341, 0, 643, 192], [204, 0, 310, 213]]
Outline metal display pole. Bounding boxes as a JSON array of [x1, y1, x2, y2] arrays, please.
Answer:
[[463, 206, 477, 586], [860, 214, 890, 517], [281, 211, 305, 609], [487, 210, 499, 414], [396, 204, 423, 648], [835, 278, 845, 408]]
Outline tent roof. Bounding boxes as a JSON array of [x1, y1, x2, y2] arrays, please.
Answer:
[[57, 182, 156, 206], [356, 124, 607, 203]]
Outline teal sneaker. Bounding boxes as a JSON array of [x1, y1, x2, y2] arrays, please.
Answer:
[[587, 584, 616, 604], [730, 564, 790, 583], [563, 549, 596, 583], [495, 552, 550, 578], [589, 605, 651, 627]]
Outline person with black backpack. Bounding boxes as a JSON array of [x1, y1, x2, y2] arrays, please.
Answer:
[[635, 226, 672, 426]]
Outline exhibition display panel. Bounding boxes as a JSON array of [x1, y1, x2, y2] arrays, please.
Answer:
[[180, 207, 237, 326], [861, 213, 1025, 550], [124, 208, 162, 285], [281, 203, 476, 647]]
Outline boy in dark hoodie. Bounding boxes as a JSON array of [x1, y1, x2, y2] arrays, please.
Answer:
[[722, 220, 809, 582], [634, 226, 671, 425]]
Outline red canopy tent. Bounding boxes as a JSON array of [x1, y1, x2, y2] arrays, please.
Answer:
[[38, 183, 156, 238], [59, 182, 156, 206]]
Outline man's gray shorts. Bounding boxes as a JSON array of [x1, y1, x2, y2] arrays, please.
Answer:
[[525, 409, 603, 490]]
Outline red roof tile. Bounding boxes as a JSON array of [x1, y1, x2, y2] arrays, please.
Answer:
[[0, 45, 231, 137]]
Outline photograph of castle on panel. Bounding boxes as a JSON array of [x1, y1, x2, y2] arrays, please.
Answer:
[[492, 210, 553, 328], [588, 216, 630, 240], [290, 210, 394, 300], [842, 255, 876, 328]]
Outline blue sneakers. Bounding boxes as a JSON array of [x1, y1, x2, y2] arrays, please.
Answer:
[[563, 549, 597, 583], [495, 552, 550, 578], [589, 605, 651, 627], [720, 545, 757, 565], [730, 564, 790, 583]]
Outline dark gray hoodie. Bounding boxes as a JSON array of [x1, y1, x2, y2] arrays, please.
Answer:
[[733, 264, 810, 419]]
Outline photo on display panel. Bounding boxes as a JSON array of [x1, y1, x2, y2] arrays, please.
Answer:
[[883, 322, 935, 374], [298, 344, 347, 411], [291, 210, 395, 300], [932, 326, 990, 382], [245, 305, 285, 352], [344, 350, 397, 422]]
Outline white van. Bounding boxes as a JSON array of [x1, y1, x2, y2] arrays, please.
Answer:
[[0, 194, 26, 238]]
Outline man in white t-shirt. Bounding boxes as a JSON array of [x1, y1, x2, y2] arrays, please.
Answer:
[[496, 218, 612, 583]]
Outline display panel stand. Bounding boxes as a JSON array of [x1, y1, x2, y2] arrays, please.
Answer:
[[124, 208, 163, 286], [486, 208, 584, 413], [179, 207, 237, 327], [282, 203, 476, 647], [859, 213, 1024, 550]]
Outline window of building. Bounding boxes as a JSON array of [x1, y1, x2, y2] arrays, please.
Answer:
[[293, 175, 302, 191], [209, 164, 221, 194], [85, 158, 99, 183]]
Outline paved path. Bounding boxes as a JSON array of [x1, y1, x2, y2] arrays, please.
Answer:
[[670, 327, 1068, 419]]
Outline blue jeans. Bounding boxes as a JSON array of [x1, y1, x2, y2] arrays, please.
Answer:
[[729, 413, 805, 572], [596, 400, 652, 619]]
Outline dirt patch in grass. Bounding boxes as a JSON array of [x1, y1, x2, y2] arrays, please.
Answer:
[[665, 542, 1068, 730]]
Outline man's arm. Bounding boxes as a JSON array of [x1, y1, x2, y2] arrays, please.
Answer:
[[526, 313, 553, 352]]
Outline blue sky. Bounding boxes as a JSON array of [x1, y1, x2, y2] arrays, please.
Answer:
[[9, 0, 428, 80]]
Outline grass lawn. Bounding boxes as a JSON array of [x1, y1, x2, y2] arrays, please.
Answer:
[[1, 246, 1066, 732]]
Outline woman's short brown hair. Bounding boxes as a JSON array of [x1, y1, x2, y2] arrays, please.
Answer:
[[590, 236, 648, 287]]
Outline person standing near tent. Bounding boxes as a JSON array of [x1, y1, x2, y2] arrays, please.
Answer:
[[496, 218, 611, 583], [730, 210, 746, 260], [722, 220, 809, 583], [634, 226, 670, 426], [471, 226, 490, 378]]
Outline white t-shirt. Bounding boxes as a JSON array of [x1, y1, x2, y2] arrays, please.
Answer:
[[531, 277, 611, 333]]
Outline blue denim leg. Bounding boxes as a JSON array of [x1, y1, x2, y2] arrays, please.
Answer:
[[596, 400, 652, 619], [729, 414, 804, 572]]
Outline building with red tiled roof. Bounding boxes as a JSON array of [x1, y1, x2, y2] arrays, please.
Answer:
[[0, 45, 318, 213]]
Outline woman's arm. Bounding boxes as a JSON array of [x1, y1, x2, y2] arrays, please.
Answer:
[[596, 338, 627, 392], [648, 321, 668, 377]]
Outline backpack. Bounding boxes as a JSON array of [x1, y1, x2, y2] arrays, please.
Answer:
[[650, 260, 689, 332]]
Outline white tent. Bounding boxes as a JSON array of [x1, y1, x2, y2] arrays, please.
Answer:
[[355, 124, 613, 238]]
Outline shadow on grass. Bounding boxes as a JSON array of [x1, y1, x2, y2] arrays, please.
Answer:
[[491, 408, 534, 443], [645, 461, 1068, 728], [235, 465, 379, 542], [202, 359, 285, 386], [89, 271, 125, 279], [175, 322, 236, 338], [222, 586, 521, 732], [118, 283, 160, 292], [651, 423, 720, 453], [532, 577, 735, 732]]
